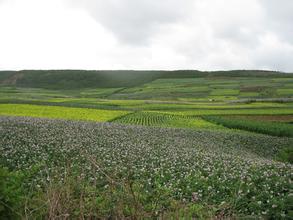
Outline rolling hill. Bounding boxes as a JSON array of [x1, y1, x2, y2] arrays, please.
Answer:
[[0, 69, 290, 89]]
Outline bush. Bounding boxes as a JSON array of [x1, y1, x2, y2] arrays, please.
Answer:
[[276, 147, 293, 164], [0, 167, 25, 219]]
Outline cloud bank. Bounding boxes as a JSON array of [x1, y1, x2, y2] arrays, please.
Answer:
[[0, 0, 292, 71]]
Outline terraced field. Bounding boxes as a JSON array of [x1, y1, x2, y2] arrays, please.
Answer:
[[0, 71, 293, 219], [109, 77, 293, 100]]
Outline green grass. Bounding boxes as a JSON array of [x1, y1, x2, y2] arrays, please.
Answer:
[[1, 85, 292, 112], [0, 104, 130, 122], [202, 115, 293, 137], [3, 99, 290, 116], [111, 76, 291, 100], [223, 115, 293, 122], [4, 70, 287, 90], [277, 89, 293, 96], [239, 92, 259, 97], [209, 84, 239, 89], [1, 73, 293, 102], [113, 112, 223, 129], [276, 147, 293, 163], [210, 89, 239, 96], [153, 108, 293, 116], [0, 86, 123, 100]]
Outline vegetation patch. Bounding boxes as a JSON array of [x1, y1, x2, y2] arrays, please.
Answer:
[[202, 115, 293, 137], [113, 111, 223, 129], [154, 108, 293, 116], [226, 115, 293, 122], [276, 147, 293, 164], [0, 116, 292, 219], [0, 104, 130, 122], [210, 89, 239, 96], [277, 89, 293, 96], [1, 72, 293, 218], [239, 92, 259, 97]]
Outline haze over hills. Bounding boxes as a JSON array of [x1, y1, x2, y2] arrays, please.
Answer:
[[0, 69, 291, 89]]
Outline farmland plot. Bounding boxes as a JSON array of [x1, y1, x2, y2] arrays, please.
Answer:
[[203, 115, 293, 137], [113, 111, 223, 129], [0, 116, 292, 219], [0, 104, 130, 122]]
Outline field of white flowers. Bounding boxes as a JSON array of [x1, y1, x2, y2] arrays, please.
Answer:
[[0, 116, 292, 219]]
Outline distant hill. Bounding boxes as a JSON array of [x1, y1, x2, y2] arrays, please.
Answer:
[[0, 70, 291, 89]]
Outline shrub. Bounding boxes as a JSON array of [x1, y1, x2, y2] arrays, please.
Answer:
[[276, 147, 293, 164], [0, 167, 24, 219]]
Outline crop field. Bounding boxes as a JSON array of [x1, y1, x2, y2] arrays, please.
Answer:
[[113, 112, 223, 129], [2, 75, 293, 103], [0, 104, 130, 122], [108, 77, 293, 100], [0, 70, 293, 219], [152, 108, 293, 116], [203, 115, 293, 137], [226, 115, 293, 122], [1, 117, 292, 219]]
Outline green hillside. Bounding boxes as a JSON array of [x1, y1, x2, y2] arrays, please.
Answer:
[[0, 69, 291, 89], [1, 70, 293, 219]]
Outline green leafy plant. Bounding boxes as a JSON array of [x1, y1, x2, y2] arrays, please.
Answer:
[[276, 147, 293, 164], [0, 167, 25, 219]]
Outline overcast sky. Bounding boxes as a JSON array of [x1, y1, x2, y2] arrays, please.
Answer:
[[0, 0, 292, 71]]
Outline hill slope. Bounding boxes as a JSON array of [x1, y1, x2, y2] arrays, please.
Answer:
[[0, 70, 291, 89]]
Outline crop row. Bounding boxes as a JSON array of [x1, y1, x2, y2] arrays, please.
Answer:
[[203, 115, 293, 137], [113, 112, 222, 129], [153, 108, 293, 116], [1, 116, 292, 218]]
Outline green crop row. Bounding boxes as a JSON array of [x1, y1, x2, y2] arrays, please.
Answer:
[[202, 115, 293, 137], [154, 108, 293, 116], [114, 112, 223, 129]]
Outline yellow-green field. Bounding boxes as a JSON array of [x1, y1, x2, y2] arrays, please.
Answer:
[[0, 104, 130, 122]]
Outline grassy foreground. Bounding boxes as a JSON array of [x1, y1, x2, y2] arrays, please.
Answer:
[[1, 117, 292, 219]]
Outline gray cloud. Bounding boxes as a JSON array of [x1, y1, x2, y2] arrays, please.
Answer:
[[1, 0, 293, 71], [65, 0, 293, 71], [69, 0, 193, 45]]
